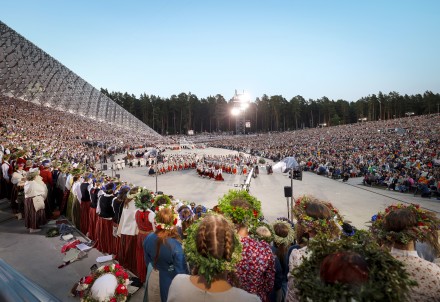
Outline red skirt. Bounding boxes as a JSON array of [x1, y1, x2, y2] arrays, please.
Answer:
[[136, 231, 151, 283], [80, 201, 91, 235], [95, 217, 114, 254], [88, 207, 97, 240], [60, 189, 70, 214], [112, 222, 120, 259], [24, 197, 47, 229], [119, 234, 138, 276]]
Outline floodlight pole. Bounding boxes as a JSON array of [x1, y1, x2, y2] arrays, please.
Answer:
[[290, 169, 293, 220], [155, 164, 158, 193]]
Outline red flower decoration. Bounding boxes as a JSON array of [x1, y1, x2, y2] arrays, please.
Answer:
[[415, 204, 420, 209], [115, 270, 124, 277], [417, 222, 425, 226], [116, 284, 128, 295], [110, 298, 117, 302], [156, 225, 162, 230], [114, 264, 122, 270], [253, 210, 258, 217], [173, 218, 178, 225], [84, 276, 94, 284], [104, 265, 110, 272], [123, 272, 129, 279], [155, 206, 159, 212]]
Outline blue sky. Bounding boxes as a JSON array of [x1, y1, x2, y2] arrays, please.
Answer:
[[1, 0, 439, 102]]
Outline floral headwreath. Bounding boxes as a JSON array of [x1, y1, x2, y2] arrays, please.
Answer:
[[81, 263, 129, 302], [183, 214, 242, 286], [272, 219, 296, 246], [154, 204, 178, 230], [178, 206, 195, 221], [217, 190, 262, 228], [292, 195, 343, 237], [249, 221, 274, 244], [291, 233, 416, 301], [370, 203, 440, 255], [134, 188, 153, 211], [153, 194, 172, 207]]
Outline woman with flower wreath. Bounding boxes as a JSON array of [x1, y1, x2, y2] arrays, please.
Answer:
[[270, 219, 296, 302], [286, 195, 342, 302], [289, 234, 416, 302], [218, 190, 275, 302], [370, 203, 440, 301], [168, 214, 260, 302], [116, 186, 140, 277], [95, 182, 116, 254], [177, 204, 194, 239], [134, 187, 155, 283], [143, 203, 188, 302]]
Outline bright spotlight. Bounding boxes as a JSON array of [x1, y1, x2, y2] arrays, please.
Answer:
[[240, 102, 249, 110], [231, 107, 241, 116]]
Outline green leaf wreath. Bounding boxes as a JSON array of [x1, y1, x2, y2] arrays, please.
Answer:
[[249, 221, 274, 244], [134, 187, 153, 211], [291, 233, 416, 302], [217, 190, 262, 228], [370, 203, 440, 255], [183, 214, 242, 286]]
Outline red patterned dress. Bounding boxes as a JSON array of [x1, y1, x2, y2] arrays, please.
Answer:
[[233, 236, 275, 302], [135, 209, 155, 282]]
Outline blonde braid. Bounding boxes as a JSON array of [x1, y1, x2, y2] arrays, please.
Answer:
[[223, 219, 234, 261], [196, 223, 208, 257]]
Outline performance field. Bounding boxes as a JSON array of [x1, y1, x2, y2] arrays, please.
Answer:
[[115, 148, 440, 228], [0, 147, 439, 302]]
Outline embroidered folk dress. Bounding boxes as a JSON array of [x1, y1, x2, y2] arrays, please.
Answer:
[[390, 248, 440, 302], [234, 236, 275, 302]]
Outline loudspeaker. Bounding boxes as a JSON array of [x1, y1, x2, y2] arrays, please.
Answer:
[[102, 164, 108, 170], [115, 174, 121, 179], [284, 186, 292, 197]]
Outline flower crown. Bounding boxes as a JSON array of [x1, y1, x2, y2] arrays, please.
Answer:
[[134, 188, 153, 211], [249, 221, 274, 244], [217, 190, 262, 228], [81, 263, 129, 302], [154, 204, 178, 230], [293, 195, 343, 237], [370, 203, 440, 254], [183, 214, 242, 286], [291, 234, 416, 301], [272, 220, 296, 246]]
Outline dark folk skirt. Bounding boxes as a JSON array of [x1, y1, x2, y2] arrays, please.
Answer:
[[24, 197, 47, 229]]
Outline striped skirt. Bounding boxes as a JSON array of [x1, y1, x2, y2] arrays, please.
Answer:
[[118, 234, 137, 276], [24, 197, 47, 230], [80, 201, 91, 235], [87, 207, 97, 240], [95, 217, 114, 254]]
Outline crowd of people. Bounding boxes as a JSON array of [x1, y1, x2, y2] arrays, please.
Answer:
[[1, 95, 440, 301], [193, 114, 440, 198]]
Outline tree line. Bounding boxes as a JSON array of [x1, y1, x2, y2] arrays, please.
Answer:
[[100, 89, 440, 135]]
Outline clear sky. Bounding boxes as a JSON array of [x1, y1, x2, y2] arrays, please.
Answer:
[[1, 0, 439, 102]]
